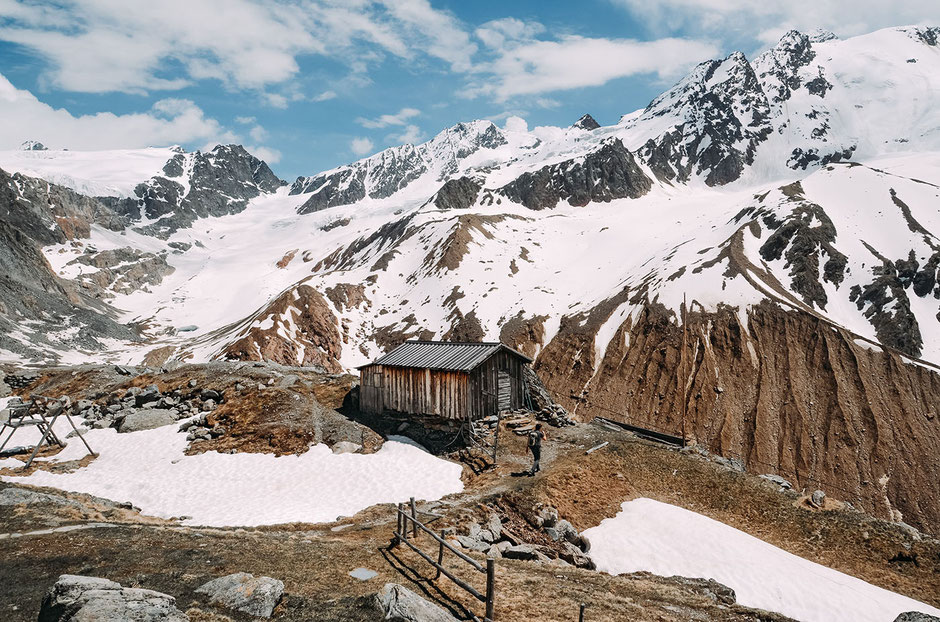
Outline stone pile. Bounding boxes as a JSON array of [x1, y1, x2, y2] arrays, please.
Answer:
[[74, 384, 227, 434], [535, 402, 575, 427], [523, 365, 574, 426], [2, 383, 229, 437], [5, 371, 39, 390], [449, 508, 594, 570]]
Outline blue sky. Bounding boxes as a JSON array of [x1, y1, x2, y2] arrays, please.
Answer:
[[0, 0, 938, 181]]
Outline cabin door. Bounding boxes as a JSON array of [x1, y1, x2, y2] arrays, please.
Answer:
[[497, 371, 513, 412]]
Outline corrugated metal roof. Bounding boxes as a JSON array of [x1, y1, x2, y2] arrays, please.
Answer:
[[363, 341, 531, 372]]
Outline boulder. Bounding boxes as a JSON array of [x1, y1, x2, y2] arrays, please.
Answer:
[[811, 490, 826, 507], [894, 613, 940, 622], [331, 441, 361, 454], [455, 535, 489, 553], [486, 514, 502, 540], [375, 583, 458, 622], [199, 389, 221, 402], [539, 506, 559, 528], [38, 574, 187, 622], [117, 409, 177, 433], [467, 522, 482, 538], [559, 543, 596, 570], [195, 572, 283, 618], [135, 384, 161, 407], [554, 519, 579, 544], [503, 544, 540, 561]]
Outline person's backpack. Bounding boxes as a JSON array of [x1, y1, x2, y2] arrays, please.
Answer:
[[528, 430, 539, 448]]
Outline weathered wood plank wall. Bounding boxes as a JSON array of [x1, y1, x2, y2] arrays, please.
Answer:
[[360, 349, 527, 420]]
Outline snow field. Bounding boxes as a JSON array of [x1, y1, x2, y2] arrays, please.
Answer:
[[584, 498, 940, 622], [0, 418, 464, 527], [0, 147, 177, 198]]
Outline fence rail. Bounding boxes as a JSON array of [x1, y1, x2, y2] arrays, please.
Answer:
[[392, 497, 496, 621]]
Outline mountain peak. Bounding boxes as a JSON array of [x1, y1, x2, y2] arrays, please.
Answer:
[[19, 140, 47, 151], [808, 28, 838, 43], [573, 114, 601, 131]]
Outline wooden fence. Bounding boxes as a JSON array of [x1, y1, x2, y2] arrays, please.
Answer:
[[392, 497, 496, 621]]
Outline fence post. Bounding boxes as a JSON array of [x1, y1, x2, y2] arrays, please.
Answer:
[[435, 530, 445, 579], [579, 603, 586, 622], [400, 503, 407, 541], [485, 557, 495, 621], [410, 497, 418, 539]]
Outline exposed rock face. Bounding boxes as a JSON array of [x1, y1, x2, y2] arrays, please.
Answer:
[[20, 140, 48, 151], [433, 176, 482, 210], [637, 52, 772, 186], [290, 120, 507, 214], [67, 247, 175, 298], [1, 169, 124, 245], [0, 168, 137, 361], [497, 139, 652, 209], [573, 114, 601, 130], [195, 572, 283, 618], [112, 144, 285, 237], [757, 181, 847, 311], [221, 284, 344, 372], [38, 574, 188, 622], [531, 299, 940, 534]]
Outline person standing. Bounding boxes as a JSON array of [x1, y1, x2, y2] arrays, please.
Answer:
[[528, 423, 546, 475]]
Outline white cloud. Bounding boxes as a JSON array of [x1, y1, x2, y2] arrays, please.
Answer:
[[246, 145, 282, 163], [350, 136, 375, 156], [612, 0, 940, 46], [467, 30, 719, 100], [313, 90, 337, 101], [357, 107, 421, 129], [389, 124, 424, 144], [0, 0, 478, 97], [0, 72, 289, 164], [503, 116, 528, 133], [376, 0, 477, 71], [475, 18, 545, 49], [0, 73, 236, 150], [249, 125, 268, 142]]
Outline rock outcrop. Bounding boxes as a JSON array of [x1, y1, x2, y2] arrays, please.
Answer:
[[375, 583, 458, 622], [221, 284, 344, 372], [572, 114, 601, 131], [113, 144, 285, 237], [38, 574, 188, 622], [532, 299, 940, 534], [195, 572, 283, 618], [291, 121, 507, 214], [497, 139, 652, 210]]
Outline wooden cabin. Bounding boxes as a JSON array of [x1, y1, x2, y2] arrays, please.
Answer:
[[358, 341, 533, 421]]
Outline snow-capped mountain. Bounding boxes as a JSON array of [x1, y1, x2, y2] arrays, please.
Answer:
[[3, 25, 940, 531]]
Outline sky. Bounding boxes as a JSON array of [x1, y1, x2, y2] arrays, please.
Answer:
[[0, 0, 938, 181]]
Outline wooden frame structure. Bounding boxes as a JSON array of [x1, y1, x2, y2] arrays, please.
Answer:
[[0, 396, 95, 468], [359, 341, 532, 422]]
